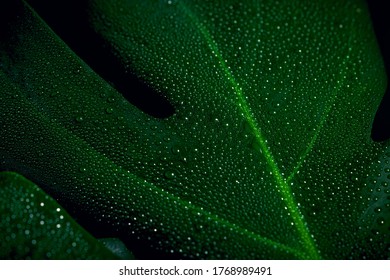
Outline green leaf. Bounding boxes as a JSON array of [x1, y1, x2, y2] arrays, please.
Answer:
[[1, 0, 389, 259], [0, 172, 120, 259]]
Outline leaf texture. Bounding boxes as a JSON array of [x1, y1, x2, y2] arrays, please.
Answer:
[[0, 0, 389, 259], [0, 172, 119, 259]]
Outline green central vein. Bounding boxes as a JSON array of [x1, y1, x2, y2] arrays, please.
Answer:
[[13, 88, 305, 260], [180, 4, 320, 259], [8, 3, 306, 259]]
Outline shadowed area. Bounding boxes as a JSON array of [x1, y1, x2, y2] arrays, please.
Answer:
[[367, 0, 390, 142], [26, 0, 175, 119]]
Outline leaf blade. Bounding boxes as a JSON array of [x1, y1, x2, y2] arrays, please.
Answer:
[[1, 0, 389, 259]]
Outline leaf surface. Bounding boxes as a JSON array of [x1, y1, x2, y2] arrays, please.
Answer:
[[0, 172, 121, 259], [0, 0, 389, 259]]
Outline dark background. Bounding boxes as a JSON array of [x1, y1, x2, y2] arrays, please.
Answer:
[[366, 0, 390, 141], [23, 0, 390, 141]]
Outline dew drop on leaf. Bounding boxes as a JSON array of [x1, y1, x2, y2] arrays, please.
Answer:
[[164, 170, 176, 180], [75, 116, 84, 123]]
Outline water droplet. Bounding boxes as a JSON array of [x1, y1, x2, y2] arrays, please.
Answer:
[[107, 97, 116, 103], [171, 145, 181, 155], [381, 181, 388, 187], [106, 107, 114, 114], [75, 116, 84, 123], [164, 170, 176, 180], [377, 217, 385, 225], [374, 207, 382, 213]]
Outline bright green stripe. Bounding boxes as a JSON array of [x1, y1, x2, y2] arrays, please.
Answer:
[[23, 96, 306, 259], [180, 3, 320, 259], [7, 51, 305, 259]]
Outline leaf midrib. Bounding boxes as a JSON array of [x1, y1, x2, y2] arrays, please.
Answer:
[[179, 2, 321, 259], [3, 1, 307, 255], [10, 88, 306, 259], [18, 0, 316, 259]]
